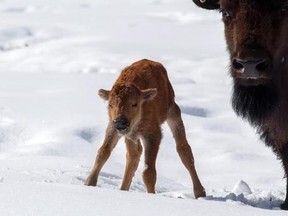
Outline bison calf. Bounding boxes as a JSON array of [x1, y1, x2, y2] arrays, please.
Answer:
[[85, 59, 206, 198]]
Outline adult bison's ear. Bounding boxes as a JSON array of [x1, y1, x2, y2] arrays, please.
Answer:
[[192, 0, 220, 10], [98, 89, 110, 101], [141, 88, 158, 101]]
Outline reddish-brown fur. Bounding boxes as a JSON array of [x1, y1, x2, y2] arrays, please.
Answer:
[[85, 59, 206, 198], [192, 0, 288, 209]]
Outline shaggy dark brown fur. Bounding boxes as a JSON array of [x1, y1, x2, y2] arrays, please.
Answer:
[[192, 0, 288, 210]]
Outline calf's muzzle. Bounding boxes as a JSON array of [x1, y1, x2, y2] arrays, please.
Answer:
[[113, 118, 129, 131]]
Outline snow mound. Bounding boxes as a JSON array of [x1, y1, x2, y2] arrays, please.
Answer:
[[232, 180, 253, 195]]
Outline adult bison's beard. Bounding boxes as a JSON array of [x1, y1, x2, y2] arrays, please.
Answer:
[[232, 80, 279, 127]]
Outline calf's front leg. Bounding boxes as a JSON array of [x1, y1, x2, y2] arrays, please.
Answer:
[[141, 130, 161, 193], [85, 124, 120, 186], [120, 138, 143, 191]]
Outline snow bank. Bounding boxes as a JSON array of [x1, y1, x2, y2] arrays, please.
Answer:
[[0, 183, 284, 216]]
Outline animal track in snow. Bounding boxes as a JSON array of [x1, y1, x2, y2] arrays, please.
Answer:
[[75, 127, 98, 143], [179, 106, 208, 118], [4, 5, 49, 13]]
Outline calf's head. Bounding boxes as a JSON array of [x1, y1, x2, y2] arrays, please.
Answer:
[[192, 0, 288, 124], [99, 83, 157, 135]]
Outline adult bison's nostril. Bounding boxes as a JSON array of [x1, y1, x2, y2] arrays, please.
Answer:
[[255, 59, 269, 72], [232, 58, 270, 79], [113, 118, 129, 131], [232, 59, 245, 72]]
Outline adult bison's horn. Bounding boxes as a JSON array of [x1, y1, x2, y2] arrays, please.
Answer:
[[192, 0, 220, 10]]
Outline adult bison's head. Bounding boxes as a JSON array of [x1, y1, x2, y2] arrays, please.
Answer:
[[192, 0, 288, 125]]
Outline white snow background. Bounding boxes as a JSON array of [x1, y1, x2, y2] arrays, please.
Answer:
[[0, 0, 286, 215]]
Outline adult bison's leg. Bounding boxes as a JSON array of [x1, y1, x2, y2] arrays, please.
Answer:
[[141, 130, 161, 193], [279, 145, 288, 210], [120, 139, 143, 191], [167, 103, 206, 198], [281, 171, 288, 210], [85, 125, 120, 186]]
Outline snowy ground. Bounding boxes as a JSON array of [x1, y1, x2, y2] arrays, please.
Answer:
[[0, 0, 287, 215]]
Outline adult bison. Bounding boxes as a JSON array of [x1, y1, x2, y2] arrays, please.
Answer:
[[193, 0, 288, 210], [192, 0, 288, 210], [85, 59, 206, 198]]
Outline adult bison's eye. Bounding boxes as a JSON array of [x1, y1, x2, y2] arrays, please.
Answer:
[[280, 7, 288, 16], [220, 9, 231, 20], [132, 103, 138, 108]]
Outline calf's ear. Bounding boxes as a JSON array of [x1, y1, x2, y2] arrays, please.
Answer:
[[142, 88, 158, 101], [192, 0, 220, 10], [98, 89, 110, 101]]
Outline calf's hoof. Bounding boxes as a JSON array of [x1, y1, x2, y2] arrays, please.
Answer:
[[194, 187, 206, 198], [84, 176, 97, 186]]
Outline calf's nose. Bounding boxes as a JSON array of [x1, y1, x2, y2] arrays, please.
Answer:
[[113, 118, 129, 131]]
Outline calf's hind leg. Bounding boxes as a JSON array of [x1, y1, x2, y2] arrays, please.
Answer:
[[120, 139, 143, 191], [85, 125, 120, 186], [167, 103, 206, 198]]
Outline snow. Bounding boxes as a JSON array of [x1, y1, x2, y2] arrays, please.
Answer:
[[232, 180, 253, 195], [0, 183, 283, 216], [0, 0, 286, 215]]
